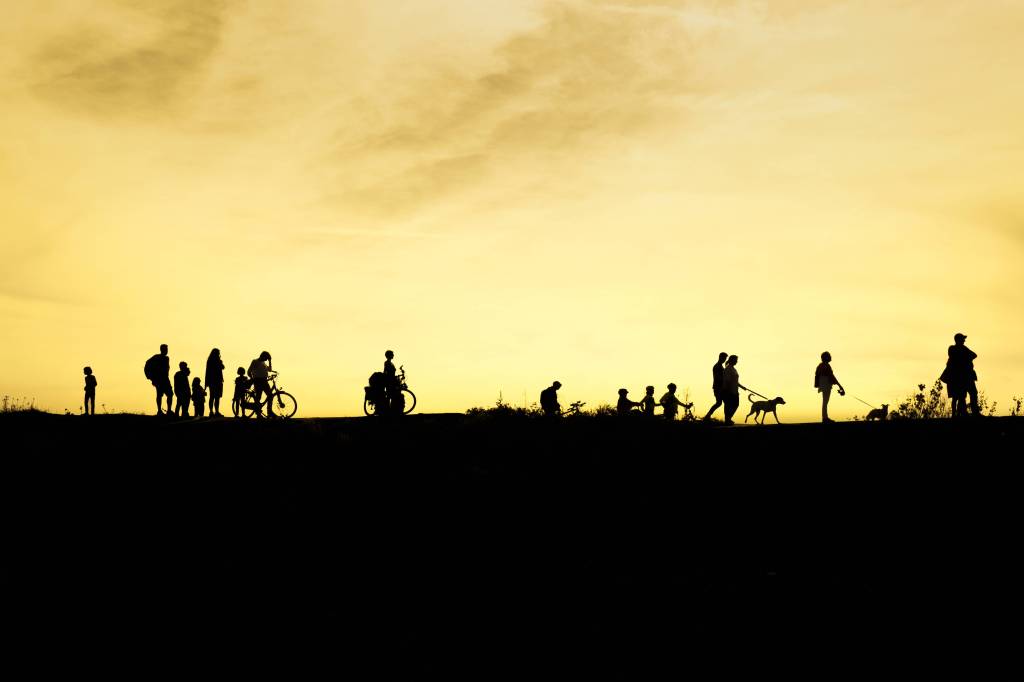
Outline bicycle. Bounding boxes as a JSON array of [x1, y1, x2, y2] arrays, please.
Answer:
[[364, 365, 417, 416], [239, 371, 298, 419]]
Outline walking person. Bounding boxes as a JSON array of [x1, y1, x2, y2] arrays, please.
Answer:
[[173, 361, 191, 417], [83, 366, 97, 415], [721, 355, 747, 425], [205, 348, 225, 417], [703, 352, 728, 421], [144, 344, 173, 415], [941, 333, 979, 417], [814, 352, 845, 423]]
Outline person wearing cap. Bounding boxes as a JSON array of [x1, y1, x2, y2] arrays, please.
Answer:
[[540, 381, 562, 416], [814, 351, 845, 423], [660, 383, 685, 420], [248, 350, 275, 417], [616, 388, 640, 415], [942, 333, 979, 417]]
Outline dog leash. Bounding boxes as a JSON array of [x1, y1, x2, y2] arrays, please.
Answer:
[[743, 386, 770, 401], [849, 395, 878, 410]]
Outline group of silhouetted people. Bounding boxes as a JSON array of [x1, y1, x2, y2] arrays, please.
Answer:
[[140, 344, 277, 418], [538, 333, 981, 424], [78, 333, 981, 421]]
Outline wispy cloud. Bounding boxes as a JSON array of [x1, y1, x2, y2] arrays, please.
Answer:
[[30, 0, 231, 119], [323, 0, 695, 216]]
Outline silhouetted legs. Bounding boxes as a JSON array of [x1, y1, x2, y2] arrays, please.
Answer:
[[821, 386, 832, 422], [723, 393, 739, 424], [175, 394, 190, 418], [965, 382, 980, 417], [209, 384, 222, 416], [155, 380, 173, 415], [703, 390, 724, 420], [84, 391, 95, 415], [253, 379, 275, 417]]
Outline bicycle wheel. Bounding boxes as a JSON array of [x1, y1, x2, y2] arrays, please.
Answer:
[[270, 391, 298, 418], [240, 394, 260, 418], [363, 397, 376, 416], [402, 389, 416, 415]]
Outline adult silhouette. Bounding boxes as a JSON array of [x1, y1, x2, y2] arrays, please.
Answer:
[[703, 352, 728, 420], [173, 361, 191, 418], [814, 351, 845, 423], [721, 355, 747, 425], [144, 344, 172, 415], [205, 348, 225, 417], [941, 333, 979, 417], [616, 388, 639, 415], [248, 351, 275, 418], [540, 381, 562, 416]]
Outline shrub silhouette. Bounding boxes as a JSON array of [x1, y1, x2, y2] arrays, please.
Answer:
[[895, 379, 997, 418]]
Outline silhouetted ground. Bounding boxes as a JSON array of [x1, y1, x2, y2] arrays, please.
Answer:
[[4, 413, 1020, 673]]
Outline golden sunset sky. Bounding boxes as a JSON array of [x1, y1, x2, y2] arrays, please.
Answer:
[[2, 0, 1022, 420]]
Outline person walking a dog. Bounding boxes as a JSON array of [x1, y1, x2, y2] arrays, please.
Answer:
[[721, 355, 746, 425], [703, 352, 728, 421], [814, 351, 845, 423]]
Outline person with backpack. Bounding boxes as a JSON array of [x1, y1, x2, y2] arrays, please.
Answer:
[[145, 344, 173, 415]]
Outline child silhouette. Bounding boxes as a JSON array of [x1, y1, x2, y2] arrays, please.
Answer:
[[192, 377, 207, 418], [83, 367, 97, 415]]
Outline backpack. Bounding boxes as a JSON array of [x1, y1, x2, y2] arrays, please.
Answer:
[[144, 354, 161, 381]]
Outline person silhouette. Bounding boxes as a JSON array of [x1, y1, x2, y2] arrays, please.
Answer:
[[173, 361, 191, 418], [639, 386, 657, 417], [616, 388, 640, 415], [247, 351, 275, 418], [540, 381, 562, 416], [942, 333, 979, 417], [232, 367, 250, 417], [703, 352, 728, 421], [814, 351, 845, 423], [721, 355, 747, 425], [191, 377, 207, 418], [83, 366, 97, 415], [205, 348, 225, 417], [383, 350, 399, 413], [660, 383, 685, 420], [145, 344, 173, 415]]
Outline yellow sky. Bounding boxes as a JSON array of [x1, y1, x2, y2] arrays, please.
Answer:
[[2, 0, 1023, 420]]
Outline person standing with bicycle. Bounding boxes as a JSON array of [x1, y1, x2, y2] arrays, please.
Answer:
[[248, 350, 276, 418]]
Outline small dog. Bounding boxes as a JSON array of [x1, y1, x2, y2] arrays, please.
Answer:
[[865, 404, 889, 421], [745, 395, 786, 424]]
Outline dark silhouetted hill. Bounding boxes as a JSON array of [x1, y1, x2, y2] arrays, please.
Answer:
[[4, 413, 1020, 673]]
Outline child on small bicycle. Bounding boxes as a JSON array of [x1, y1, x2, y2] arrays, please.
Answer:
[[232, 367, 250, 417]]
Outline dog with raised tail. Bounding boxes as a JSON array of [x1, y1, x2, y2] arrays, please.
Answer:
[[744, 394, 786, 424], [865, 404, 889, 421]]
